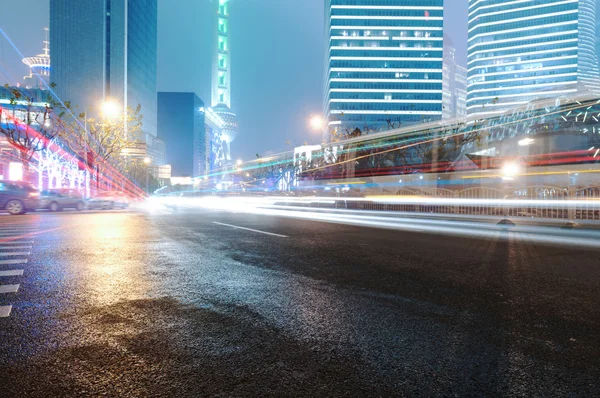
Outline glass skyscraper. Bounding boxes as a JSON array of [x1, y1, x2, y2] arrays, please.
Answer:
[[467, 0, 600, 116], [324, 0, 444, 137], [50, 0, 161, 162]]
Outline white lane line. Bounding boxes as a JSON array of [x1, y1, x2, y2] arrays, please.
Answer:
[[0, 241, 34, 245], [0, 305, 12, 317], [0, 252, 31, 257], [0, 270, 24, 277], [0, 246, 32, 250], [212, 221, 289, 238], [0, 284, 19, 294], [0, 259, 27, 265]]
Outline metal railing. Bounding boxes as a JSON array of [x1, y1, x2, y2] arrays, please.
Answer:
[[283, 185, 600, 222]]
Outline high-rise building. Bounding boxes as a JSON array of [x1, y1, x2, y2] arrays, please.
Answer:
[[211, 0, 238, 163], [157, 92, 206, 177], [596, 16, 600, 70], [324, 0, 444, 137], [467, 0, 600, 116], [49, 0, 163, 163], [442, 35, 467, 120]]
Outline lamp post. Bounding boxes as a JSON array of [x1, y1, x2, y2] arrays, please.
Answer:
[[99, 100, 121, 190], [143, 156, 151, 194]]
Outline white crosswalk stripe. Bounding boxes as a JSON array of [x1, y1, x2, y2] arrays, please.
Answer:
[[0, 222, 39, 318], [0, 305, 12, 317], [0, 252, 31, 257], [0, 270, 24, 277], [0, 284, 19, 294], [0, 259, 28, 265]]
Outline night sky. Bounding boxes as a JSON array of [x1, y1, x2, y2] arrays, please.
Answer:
[[0, 0, 468, 162]]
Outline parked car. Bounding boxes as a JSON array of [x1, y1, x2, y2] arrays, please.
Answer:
[[39, 189, 86, 212], [87, 191, 129, 210], [0, 180, 40, 215]]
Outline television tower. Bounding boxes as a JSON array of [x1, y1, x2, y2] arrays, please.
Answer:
[[22, 27, 50, 88], [211, 0, 238, 162]]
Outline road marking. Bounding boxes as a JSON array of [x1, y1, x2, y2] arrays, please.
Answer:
[[0, 284, 19, 294], [0, 241, 34, 245], [0, 270, 24, 277], [0, 305, 11, 317], [0, 259, 27, 265], [0, 246, 32, 250], [0, 226, 67, 243], [0, 252, 31, 257], [212, 221, 289, 238]]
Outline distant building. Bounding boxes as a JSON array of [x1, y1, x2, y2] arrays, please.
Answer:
[[442, 35, 467, 120], [204, 107, 226, 173], [324, 0, 444, 137], [49, 0, 163, 163], [22, 28, 51, 89], [157, 92, 206, 177], [211, 0, 238, 163], [467, 0, 600, 116]]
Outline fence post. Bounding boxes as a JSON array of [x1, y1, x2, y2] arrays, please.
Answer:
[[562, 185, 578, 229], [497, 185, 516, 227]]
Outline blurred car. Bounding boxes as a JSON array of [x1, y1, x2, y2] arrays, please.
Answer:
[[87, 191, 129, 210], [39, 189, 86, 212], [0, 180, 40, 215]]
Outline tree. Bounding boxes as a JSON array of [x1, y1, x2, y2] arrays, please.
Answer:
[[60, 103, 143, 190], [0, 85, 62, 182]]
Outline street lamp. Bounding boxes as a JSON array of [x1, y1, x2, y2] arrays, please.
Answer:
[[102, 100, 120, 119], [144, 157, 151, 194], [309, 115, 325, 132]]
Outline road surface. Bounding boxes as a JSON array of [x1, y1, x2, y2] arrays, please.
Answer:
[[1, 206, 599, 397]]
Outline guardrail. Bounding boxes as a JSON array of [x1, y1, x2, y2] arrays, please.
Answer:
[[282, 185, 600, 222]]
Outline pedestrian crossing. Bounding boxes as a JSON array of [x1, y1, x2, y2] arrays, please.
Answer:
[[0, 220, 38, 318]]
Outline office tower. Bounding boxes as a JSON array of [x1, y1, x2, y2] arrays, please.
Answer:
[[50, 0, 163, 162], [324, 0, 444, 136], [467, 0, 600, 116]]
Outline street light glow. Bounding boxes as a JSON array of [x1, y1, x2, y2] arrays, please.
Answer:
[[102, 100, 120, 119], [502, 162, 520, 179], [143, 157, 151, 165], [518, 138, 535, 146], [309, 115, 324, 131], [236, 159, 242, 166]]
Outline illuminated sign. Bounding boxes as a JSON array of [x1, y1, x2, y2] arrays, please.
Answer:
[[8, 162, 23, 181]]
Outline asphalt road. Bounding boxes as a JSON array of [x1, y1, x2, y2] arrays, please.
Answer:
[[1, 206, 599, 397]]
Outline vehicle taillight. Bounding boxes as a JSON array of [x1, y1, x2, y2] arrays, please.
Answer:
[[29, 191, 40, 197]]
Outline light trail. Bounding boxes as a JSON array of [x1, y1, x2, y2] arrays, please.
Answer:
[[149, 195, 600, 249]]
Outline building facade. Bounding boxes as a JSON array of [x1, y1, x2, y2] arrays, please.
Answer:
[[157, 92, 205, 177], [467, 0, 600, 116], [442, 35, 467, 120], [211, 0, 238, 163], [324, 0, 444, 137], [49, 0, 162, 163]]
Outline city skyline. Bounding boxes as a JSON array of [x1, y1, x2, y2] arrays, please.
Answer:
[[0, 0, 468, 162]]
